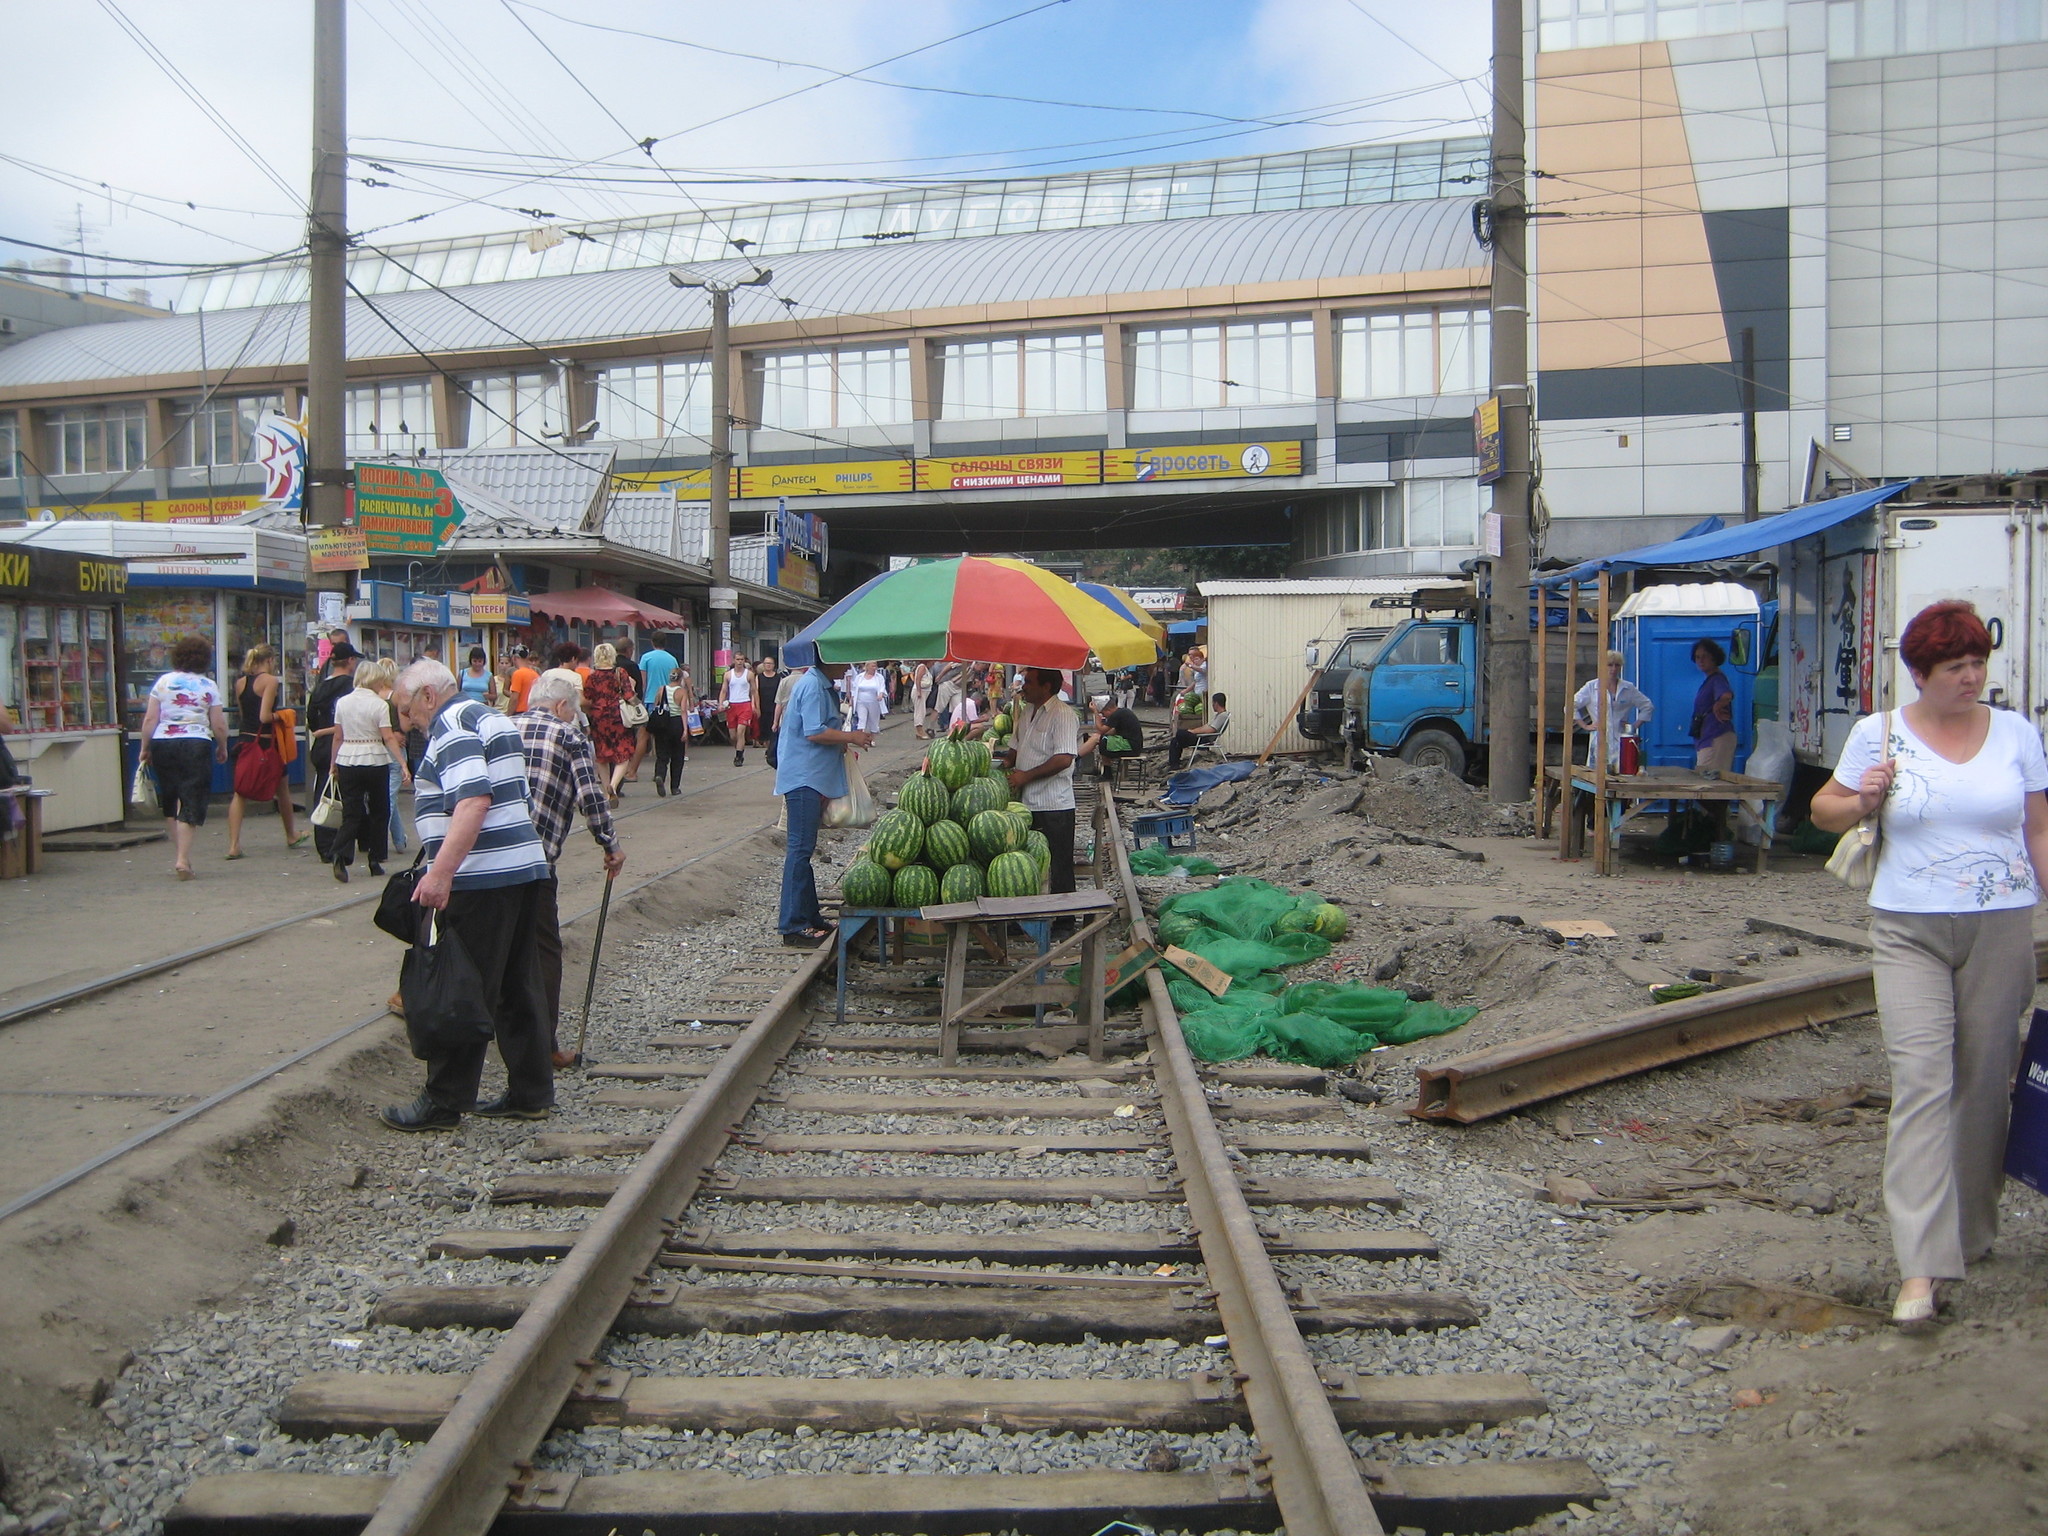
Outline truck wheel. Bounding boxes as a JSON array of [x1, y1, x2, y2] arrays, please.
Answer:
[[1398, 729, 1467, 778]]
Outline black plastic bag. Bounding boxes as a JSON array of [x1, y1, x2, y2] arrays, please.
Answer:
[[398, 914, 495, 1059], [374, 850, 429, 941]]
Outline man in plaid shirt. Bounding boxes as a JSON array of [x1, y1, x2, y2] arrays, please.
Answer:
[[520, 672, 625, 1068]]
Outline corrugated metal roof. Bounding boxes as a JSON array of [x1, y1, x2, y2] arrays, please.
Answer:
[[0, 200, 1485, 391], [418, 446, 613, 531], [1199, 578, 1429, 597]]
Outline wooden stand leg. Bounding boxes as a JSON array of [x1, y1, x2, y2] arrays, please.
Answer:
[[939, 922, 969, 1065], [1079, 927, 1106, 1062]]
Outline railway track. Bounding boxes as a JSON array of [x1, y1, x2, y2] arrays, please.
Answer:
[[161, 790, 1606, 1536]]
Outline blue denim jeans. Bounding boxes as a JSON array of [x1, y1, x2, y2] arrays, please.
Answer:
[[778, 786, 825, 935], [387, 760, 409, 851]]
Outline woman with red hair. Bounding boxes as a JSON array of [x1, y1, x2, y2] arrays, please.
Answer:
[[1811, 600, 2048, 1327]]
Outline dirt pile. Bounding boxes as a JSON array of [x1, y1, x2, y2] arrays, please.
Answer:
[[1195, 757, 1529, 842]]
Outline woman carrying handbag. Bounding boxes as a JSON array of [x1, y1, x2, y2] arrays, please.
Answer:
[[1809, 601, 2048, 1328]]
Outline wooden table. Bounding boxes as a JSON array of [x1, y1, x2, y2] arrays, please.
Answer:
[[921, 890, 1118, 1064], [1542, 765, 1782, 875], [0, 787, 51, 879]]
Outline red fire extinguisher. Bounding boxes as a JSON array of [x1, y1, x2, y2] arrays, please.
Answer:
[[1618, 729, 1642, 776]]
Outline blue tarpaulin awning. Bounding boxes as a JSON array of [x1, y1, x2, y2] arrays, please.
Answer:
[[1540, 482, 1912, 587], [1167, 618, 1209, 636]]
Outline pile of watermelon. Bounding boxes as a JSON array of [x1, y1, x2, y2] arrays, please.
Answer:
[[839, 727, 1052, 910]]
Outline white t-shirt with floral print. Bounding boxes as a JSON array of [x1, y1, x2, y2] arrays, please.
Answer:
[[148, 671, 222, 740]]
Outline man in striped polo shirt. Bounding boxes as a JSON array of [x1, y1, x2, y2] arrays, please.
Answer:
[[381, 659, 555, 1133]]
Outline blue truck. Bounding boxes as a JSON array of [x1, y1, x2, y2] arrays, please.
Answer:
[[1301, 585, 1765, 779]]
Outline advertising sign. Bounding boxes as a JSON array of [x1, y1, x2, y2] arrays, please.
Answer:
[[352, 463, 465, 554], [1475, 397, 1503, 485], [738, 459, 914, 499], [27, 495, 263, 525], [768, 502, 829, 597], [631, 467, 735, 501], [253, 411, 308, 512], [1103, 441, 1302, 484], [467, 592, 531, 624], [445, 591, 472, 626], [407, 591, 443, 626], [1128, 588, 1185, 613], [309, 527, 370, 573], [915, 451, 1102, 491]]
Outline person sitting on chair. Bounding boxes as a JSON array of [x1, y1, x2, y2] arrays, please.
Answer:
[[1088, 694, 1145, 779], [1167, 693, 1230, 772]]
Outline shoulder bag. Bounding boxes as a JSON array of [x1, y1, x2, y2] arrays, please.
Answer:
[[1824, 710, 1889, 890], [619, 696, 650, 728], [374, 848, 430, 941], [310, 766, 344, 829]]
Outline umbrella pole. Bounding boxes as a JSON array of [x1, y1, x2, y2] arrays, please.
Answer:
[[569, 869, 617, 1068]]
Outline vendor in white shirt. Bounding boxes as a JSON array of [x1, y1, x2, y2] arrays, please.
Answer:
[[1000, 667, 1080, 895], [1573, 650, 1654, 770]]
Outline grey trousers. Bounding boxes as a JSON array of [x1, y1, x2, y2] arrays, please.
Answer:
[[1870, 905, 2037, 1279]]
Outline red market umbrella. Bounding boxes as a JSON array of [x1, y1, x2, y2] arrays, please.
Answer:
[[528, 587, 690, 630]]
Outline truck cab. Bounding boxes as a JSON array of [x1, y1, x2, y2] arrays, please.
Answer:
[[1339, 615, 1481, 777], [1295, 626, 1393, 742]]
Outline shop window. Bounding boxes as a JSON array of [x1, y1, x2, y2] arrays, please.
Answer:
[[0, 412, 19, 478], [754, 345, 911, 431], [45, 402, 151, 476], [1131, 318, 1315, 410], [174, 393, 282, 468], [596, 358, 713, 443], [1339, 309, 1490, 399], [941, 333, 1105, 419], [1403, 479, 1481, 548], [462, 370, 565, 449], [345, 380, 438, 454], [11, 603, 116, 729]]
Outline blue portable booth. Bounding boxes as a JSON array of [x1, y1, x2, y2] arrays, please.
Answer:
[[1614, 583, 1763, 772]]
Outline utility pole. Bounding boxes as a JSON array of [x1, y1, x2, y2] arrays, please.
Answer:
[[306, 0, 348, 531], [669, 264, 772, 661], [1738, 326, 1760, 520], [1484, 0, 1534, 805]]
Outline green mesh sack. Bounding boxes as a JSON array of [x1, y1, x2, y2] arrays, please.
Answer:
[[1178, 1005, 1272, 1063], [1261, 1011, 1375, 1068], [1155, 909, 1214, 949], [1280, 981, 1414, 1034], [1179, 934, 1298, 980], [1262, 931, 1333, 966], [1375, 999, 1479, 1044], [1156, 878, 1305, 942], [1131, 847, 1222, 877], [1164, 968, 1287, 1015]]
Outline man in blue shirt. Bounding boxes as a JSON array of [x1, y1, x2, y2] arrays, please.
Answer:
[[638, 643, 677, 703], [775, 662, 875, 946]]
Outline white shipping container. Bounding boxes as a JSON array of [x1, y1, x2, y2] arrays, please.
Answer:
[[1198, 578, 1421, 757]]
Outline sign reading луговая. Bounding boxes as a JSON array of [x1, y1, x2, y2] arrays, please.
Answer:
[[350, 463, 466, 554]]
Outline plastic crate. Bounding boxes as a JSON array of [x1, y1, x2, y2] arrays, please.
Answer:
[[1129, 810, 1196, 851]]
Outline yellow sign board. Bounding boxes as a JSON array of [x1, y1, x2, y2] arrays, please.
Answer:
[[915, 451, 1102, 492], [618, 468, 733, 501], [308, 527, 370, 573], [28, 495, 264, 524], [1103, 441, 1303, 484], [739, 460, 914, 499]]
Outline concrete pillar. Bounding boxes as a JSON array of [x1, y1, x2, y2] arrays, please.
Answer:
[[431, 373, 467, 450]]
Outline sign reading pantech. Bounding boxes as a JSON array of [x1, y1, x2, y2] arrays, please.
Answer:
[[352, 463, 466, 554]]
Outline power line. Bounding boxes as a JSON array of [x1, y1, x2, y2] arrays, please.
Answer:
[[0, 232, 307, 277]]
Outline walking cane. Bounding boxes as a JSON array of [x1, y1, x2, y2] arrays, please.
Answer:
[[569, 869, 617, 1068]]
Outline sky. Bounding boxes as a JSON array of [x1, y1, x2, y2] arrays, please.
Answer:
[[0, 0, 1493, 305]]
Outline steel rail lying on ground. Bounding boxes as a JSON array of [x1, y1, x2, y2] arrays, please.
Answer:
[[357, 936, 837, 1536], [1103, 794, 1387, 1536], [1411, 941, 2048, 1124]]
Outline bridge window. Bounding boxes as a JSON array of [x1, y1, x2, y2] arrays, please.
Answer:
[[1131, 318, 1315, 410], [462, 370, 565, 449], [754, 345, 911, 431], [1339, 308, 1490, 399], [345, 380, 438, 454], [1296, 489, 1397, 560], [941, 333, 1105, 419], [595, 359, 713, 443], [41, 402, 149, 476], [1404, 478, 1481, 548]]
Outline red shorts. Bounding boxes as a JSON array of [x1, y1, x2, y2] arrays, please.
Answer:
[[726, 701, 755, 741]]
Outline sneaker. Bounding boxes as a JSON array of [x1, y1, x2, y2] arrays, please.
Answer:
[[379, 1094, 460, 1133], [473, 1095, 552, 1120], [734, 751, 745, 767]]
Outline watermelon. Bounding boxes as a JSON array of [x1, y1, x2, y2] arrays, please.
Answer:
[[840, 858, 892, 909], [867, 810, 924, 871], [1308, 902, 1348, 940], [988, 711, 1013, 736], [1024, 828, 1051, 875], [1275, 908, 1318, 935], [897, 772, 950, 826], [964, 739, 994, 778], [951, 778, 1006, 825], [979, 770, 1011, 797], [928, 736, 975, 790], [939, 860, 985, 904], [893, 862, 939, 909], [969, 807, 1027, 863], [986, 849, 1040, 899], [923, 817, 973, 870]]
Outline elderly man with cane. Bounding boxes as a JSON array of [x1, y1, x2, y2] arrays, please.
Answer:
[[518, 671, 626, 1069], [380, 659, 555, 1132]]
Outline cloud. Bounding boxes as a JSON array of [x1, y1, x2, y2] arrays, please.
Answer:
[[1245, 0, 1491, 150]]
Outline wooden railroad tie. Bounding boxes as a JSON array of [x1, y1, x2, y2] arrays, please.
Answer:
[[590, 1089, 1343, 1121], [487, 1172, 1404, 1209], [519, 1129, 1375, 1161], [583, 1060, 1329, 1091]]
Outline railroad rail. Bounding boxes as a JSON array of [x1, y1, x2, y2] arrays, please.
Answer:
[[163, 790, 1604, 1535]]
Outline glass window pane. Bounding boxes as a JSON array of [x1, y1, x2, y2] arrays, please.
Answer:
[[801, 206, 844, 247], [1080, 179, 1126, 225], [1038, 184, 1087, 228], [1166, 174, 1213, 218], [1254, 163, 1304, 211], [1125, 179, 1171, 221]]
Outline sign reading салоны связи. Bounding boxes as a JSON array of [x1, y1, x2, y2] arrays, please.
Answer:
[[350, 463, 465, 554]]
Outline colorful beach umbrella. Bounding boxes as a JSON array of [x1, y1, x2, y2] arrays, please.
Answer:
[[783, 557, 1158, 671], [1075, 580, 1166, 645]]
